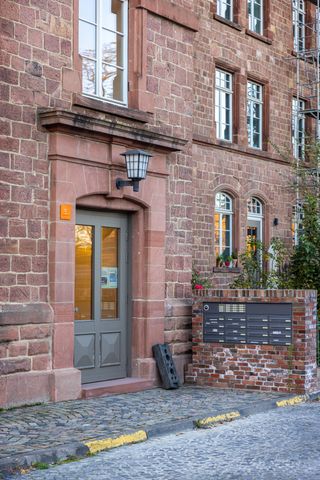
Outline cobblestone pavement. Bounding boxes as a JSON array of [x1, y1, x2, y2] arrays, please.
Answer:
[[0, 387, 285, 462], [9, 402, 320, 480]]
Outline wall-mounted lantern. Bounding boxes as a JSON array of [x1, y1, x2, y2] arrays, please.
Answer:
[[116, 149, 153, 192]]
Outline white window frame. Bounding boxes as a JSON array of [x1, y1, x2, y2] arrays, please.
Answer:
[[79, 0, 128, 106], [292, 97, 305, 160], [292, 0, 305, 52], [215, 70, 233, 142], [247, 81, 263, 150], [217, 0, 233, 22], [215, 192, 233, 257], [292, 202, 304, 245], [248, 0, 263, 35]]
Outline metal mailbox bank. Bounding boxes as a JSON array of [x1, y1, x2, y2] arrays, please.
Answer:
[[203, 303, 292, 346]]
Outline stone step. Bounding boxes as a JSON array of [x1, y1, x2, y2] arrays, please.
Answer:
[[81, 377, 155, 399]]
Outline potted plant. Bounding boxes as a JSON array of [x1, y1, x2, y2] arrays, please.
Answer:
[[224, 255, 232, 268], [231, 251, 238, 268], [216, 254, 223, 267]]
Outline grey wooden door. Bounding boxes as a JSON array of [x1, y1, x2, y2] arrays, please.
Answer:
[[74, 210, 128, 383]]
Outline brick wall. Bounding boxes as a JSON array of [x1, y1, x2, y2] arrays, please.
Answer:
[[0, 0, 74, 393], [145, 10, 195, 301], [187, 289, 319, 394], [143, 8, 196, 364], [164, 298, 193, 379], [191, 0, 318, 287]]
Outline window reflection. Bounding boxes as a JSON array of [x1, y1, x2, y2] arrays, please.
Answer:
[[75, 225, 93, 321], [79, 0, 127, 104], [101, 227, 119, 319]]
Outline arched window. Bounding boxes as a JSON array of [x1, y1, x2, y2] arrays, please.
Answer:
[[214, 192, 233, 257], [247, 197, 263, 216], [247, 197, 263, 245]]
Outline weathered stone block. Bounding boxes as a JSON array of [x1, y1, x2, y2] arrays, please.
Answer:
[[0, 357, 31, 375]]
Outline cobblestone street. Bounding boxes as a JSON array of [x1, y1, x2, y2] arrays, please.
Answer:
[[8, 402, 320, 480], [0, 386, 285, 470]]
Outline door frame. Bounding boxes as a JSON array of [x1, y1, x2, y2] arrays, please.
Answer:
[[74, 209, 132, 384]]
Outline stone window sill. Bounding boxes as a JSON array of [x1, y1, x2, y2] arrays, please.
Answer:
[[218, 140, 270, 161], [214, 14, 242, 32], [245, 29, 272, 45], [73, 94, 153, 124], [193, 135, 287, 165], [217, 139, 237, 148], [213, 267, 241, 273]]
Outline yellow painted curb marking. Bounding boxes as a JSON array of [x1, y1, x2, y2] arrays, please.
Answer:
[[85, 430, 147, 454], [196, 411, 241, 428], [276, 395, 307, 408]]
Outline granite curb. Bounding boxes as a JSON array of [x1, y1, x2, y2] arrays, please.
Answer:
[[1, 391, 320, 478]]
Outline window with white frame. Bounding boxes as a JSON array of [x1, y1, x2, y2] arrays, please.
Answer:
[[292, 98, 305, 159], [215, 70, 233, 142], [292, 202, 304, 245], [79, 0, 128, 105], [247, 197, 264, 255], [292, 0, 305, 52], [247, 197, 263, 216], [217, 0, 233, 22], [248, 0, 263, 35], [214, 192, 233, 257], [247, 81, 263, 149]]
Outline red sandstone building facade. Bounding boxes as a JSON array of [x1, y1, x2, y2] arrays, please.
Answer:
[[0, 0, 317, 406]]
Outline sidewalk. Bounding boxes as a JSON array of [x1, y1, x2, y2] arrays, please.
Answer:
[[0, 386, 313, 477]]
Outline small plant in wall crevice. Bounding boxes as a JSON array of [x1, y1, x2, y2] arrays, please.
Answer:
[[191, 269, 212, 290]]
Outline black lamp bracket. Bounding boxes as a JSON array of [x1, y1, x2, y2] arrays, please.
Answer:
[[116, 178, 140, 192]]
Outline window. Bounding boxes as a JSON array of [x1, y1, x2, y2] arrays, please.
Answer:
[[247, 197, 263, 253], [247, 81, 263, 149], [247, 197, 263, 216], [248, 0, 263, 35], [292, 0, 305, 52], [215, 70, 233, 142], [292, 98, 305, 159], [214, 192, 233, 257], [217, 0, 233, 22], [79, 0, 128, 105]]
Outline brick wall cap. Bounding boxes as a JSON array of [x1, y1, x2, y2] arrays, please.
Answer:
[[193, 289, 318, 300]]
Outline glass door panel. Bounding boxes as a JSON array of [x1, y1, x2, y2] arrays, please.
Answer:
[[75, 225, 93, 320], [247, 226, 258, 252], [101, 227, 119, 319]]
